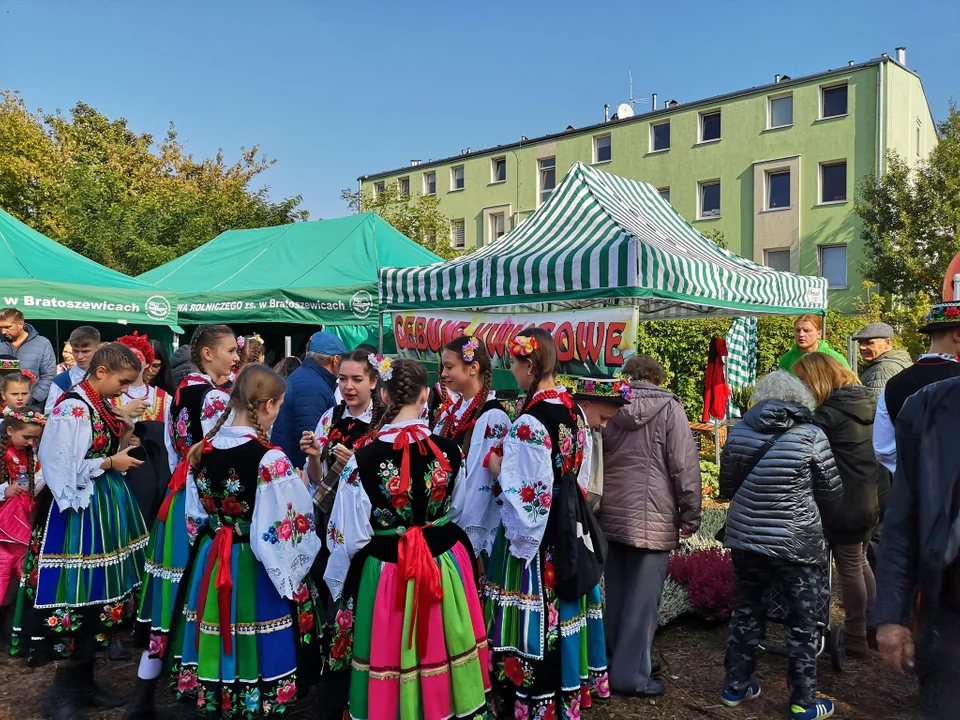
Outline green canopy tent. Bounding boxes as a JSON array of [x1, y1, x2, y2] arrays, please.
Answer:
[[0, 208, 181, 348], [381, 162, 828, 318], [138, 213, 441, 354]]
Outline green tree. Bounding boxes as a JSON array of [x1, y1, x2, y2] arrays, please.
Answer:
[[341, 183, 460, 260], [0, 89, 308, 276], [701, 228, 727, 249]]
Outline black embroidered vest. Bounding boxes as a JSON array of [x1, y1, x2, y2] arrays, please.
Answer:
[[61, 390, 121, 459], [193, 439, 269, 537], [170, 382, 219, 459]]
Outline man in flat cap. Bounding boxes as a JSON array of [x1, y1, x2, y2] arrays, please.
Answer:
[[853, 322, 912, 401]]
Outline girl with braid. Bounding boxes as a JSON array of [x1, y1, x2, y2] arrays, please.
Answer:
[[484, 328, 610, 718], [168, 364, 322, 718], [12, 344, 148, 718], [435, 335, 511, 563], [129, 325, 237, 718], [0, 410, 46, 637], [323, 358, 492, 719]]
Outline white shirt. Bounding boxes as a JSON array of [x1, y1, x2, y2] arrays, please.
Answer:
[[43, 365, 86, 416]]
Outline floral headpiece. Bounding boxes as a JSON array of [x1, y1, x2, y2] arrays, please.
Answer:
[[508, 335, 539, 357], [461, 337, 480, 364], [5, 409, 47, 426], [0, 358, 19, 373], [920, 300, 960, 334], [562, 375, 632, 405], [20, 369, 37, 384], [117, 331, 154, 367], [369, 354, 393, 382], [236, 335, 245, 350]]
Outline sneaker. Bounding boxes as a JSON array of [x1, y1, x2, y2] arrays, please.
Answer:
[[791, 698, 835, 719], [721, 682, 761, 707]]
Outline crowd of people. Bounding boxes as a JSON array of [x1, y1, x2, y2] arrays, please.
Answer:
[[0, 299, 957, 720]]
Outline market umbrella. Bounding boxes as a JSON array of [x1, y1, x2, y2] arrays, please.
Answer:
[[725, 317, 758, 417]]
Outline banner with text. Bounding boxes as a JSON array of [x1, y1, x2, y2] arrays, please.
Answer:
[[392, 308, 639, 376]]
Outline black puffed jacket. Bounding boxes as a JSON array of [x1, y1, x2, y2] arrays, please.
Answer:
[[720, 400, 843, 565]]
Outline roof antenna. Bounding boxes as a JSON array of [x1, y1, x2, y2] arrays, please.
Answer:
[[627, 71, 650, 111]]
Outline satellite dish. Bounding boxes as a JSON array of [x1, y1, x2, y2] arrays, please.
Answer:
[[617, 103, 634, 118]]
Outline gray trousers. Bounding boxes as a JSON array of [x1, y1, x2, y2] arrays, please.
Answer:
[[604, 541, 670, 693]]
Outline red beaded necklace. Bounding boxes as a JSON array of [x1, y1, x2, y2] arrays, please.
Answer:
[[79, 380, 126, 438], [523, 388, 577, 422], [438, 391, 486, 441]]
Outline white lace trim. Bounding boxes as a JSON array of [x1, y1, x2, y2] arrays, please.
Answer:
[[144, 559, 185, 582], [37, 533, 149, 570], [483, 583, 543, 612]]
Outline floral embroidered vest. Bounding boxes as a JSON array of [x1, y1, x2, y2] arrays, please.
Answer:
[[59, 391, 121, 459], [353, 435, 463, 531], [193, 440, 269, 535], [170, 383, 220, 459]]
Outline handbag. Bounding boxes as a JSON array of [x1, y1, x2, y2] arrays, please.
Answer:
[[553, 470, 609, 600]]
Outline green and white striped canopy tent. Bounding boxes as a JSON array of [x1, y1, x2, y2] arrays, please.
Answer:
[[380, 162, 828, 319]]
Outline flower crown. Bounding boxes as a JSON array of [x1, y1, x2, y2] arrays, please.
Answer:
[[461, 337, 480, 364], [369, 354, 393, 382], [508, 335, 539, 357], [6, 409, 46, 426], [117, 331, 154, 367], [0, 359, 19, 372]]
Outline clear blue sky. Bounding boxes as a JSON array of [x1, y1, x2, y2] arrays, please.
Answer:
[[1, 0, 957, 221]]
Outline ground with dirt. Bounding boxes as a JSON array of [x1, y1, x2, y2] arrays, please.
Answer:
[[0, 617, 921, 720]]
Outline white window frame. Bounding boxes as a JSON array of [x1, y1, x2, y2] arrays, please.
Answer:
[[423, 171, 436, 196], [649, 121, 670, 152], [764, 248, 792, 272], [451, 165, 465, 192], [593, 134, 612, 164], [818, 243, 848, 289], [819, 82, 849, 120], [397, 176, 410, 197], [538, 157, 556, 206], [698, 179, 721, 219], [373, 181, 385, 198], [450, 219, 466, 249], [491, 157, 507, 184], [657, 187, 671, 204], [698, 110, 722, 144], [818, 160, 848, 205], [765, 168, 791, 211], [767, 92, 793, 129], [489, 212, 506, 243]]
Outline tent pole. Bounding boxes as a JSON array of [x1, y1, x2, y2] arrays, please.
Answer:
[[284, 336, 292, 357], [378, 312, 385, 355]]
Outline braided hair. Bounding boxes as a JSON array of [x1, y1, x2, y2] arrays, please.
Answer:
[[321, 350, 386, 464], [374, 358, 429, 431], [237, 334, 265, 370], [187, 364, 286, 467], [1, 413, 42, 497], [444, 335, 493, 424], [190, 325, 235, 376], [515, 327, 558, 412]]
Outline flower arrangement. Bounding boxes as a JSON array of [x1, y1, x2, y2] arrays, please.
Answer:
[[730, 385, 754, 414]]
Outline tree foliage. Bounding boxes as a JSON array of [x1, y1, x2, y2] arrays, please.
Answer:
[[0, 88, 308, 276], [341, 182, 460, 260], [856, 103, 960, 298]]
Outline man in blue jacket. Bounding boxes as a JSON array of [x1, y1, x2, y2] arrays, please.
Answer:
[[0, 308, 57, 405], [272, 331, 347, 469]]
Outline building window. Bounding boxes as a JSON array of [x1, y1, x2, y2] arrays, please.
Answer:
[[489, 212, 506, 242], [657, 187, 670, 204], [820, 161, 847, 203], [764, 249, 791, 273], [821, 83, 848, 119], [491, 157, 507, 183], [451, 165, 465, 191], [698, 180, 721, 218], [373, 181, 385, 198], [424, 172, 436, 195], [766, 170, 790, 210], [768, 94, 793, 128], [699, 111, 721, 142], [451, 219, 465, 249], [398, 176, 410, 197], [538, 157, 556, 205], [651, 121, 670, 152], [594, 135, 612, 163], [819, 244, 848, 288]]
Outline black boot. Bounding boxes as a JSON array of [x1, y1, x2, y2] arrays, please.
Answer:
[[124, 676, 166, 720], [76, 658, 128, 709], [42, 663, 88, 720]]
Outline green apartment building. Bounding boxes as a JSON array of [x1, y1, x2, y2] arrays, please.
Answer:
[[359, 49, 937, 311]]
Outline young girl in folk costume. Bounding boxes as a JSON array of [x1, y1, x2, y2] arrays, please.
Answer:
[[324, 358, 493, 720], [129, 325, 237, 718], [230, 334, 265, 383], [435, 336, 511, 564], [169, 364, 322, 718], [12, 344, 148, 719], [485, 328, 610, 718], [0, 411, 46, 634], [110, 332, 171, 429], [2, 371, 34, 415]]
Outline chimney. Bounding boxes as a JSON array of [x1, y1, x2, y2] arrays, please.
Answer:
[[848, 60, 855, 67], [410, 160, 421, 167], [775, 74, 781, 83], [895, 46, 906, 65], [604, 104, 610, 122], [651, 93, 658, 110]]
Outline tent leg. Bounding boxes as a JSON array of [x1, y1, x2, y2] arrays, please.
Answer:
[[714, 417, 721, 466], [284, 336, 292, 358], [378, 312, 385, 355]]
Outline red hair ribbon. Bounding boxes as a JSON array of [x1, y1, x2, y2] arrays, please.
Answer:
[[158, 440, 212, 522], [20, 369, 36, 384], [389, 425, 451, 496]]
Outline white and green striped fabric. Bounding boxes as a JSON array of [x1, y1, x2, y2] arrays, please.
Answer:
[[726, 317, 758, 418], [380, 163, 828, 319]]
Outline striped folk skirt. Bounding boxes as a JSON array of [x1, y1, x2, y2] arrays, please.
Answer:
[[11, 470, 148, 665], [136, 486, 190, 658], [328, 533, 493, 720], [168, 526, 322, 718], [484, 527, 610, 718]]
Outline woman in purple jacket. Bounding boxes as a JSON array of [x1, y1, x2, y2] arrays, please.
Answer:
[[600, 355, 702, 698]]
